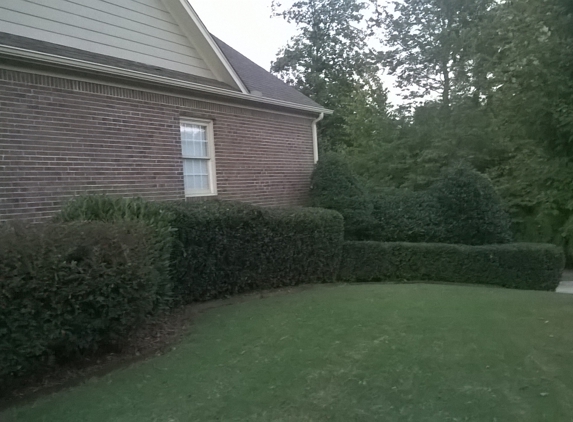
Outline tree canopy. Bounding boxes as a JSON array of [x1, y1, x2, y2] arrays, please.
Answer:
[[272, 0, 573, 261]]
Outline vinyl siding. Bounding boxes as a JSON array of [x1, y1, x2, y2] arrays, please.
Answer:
[[0, 0, 217, 79]]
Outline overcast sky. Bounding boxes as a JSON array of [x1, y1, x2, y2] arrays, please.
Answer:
[[190, 0, 401, 104], [191, 0, 296, 71]]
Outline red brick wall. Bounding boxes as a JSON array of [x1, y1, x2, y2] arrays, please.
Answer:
[[0, 69, 316, 222]]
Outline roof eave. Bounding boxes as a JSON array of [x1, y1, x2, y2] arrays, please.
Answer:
[[0, 45, 332, 115], [160, 0, 250, 94]]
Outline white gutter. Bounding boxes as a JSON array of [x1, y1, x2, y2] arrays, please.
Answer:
[[312, 112, 324, 164], [0, 45, 333, 115]]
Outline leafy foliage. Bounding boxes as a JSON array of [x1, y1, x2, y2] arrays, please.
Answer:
[[339, 241, 564, 291], [0, 221, 167, 384], [341, 0, 573, 258], [59, 195, 345, 303], [309, 153, 376, 240], [271, 0, 391, 151], [378, 0, 494, 109], [488, 142, 573, 263], [58, 195, 175, 301], [429, 164, 512, 245], [311, 157, 512, 245], [370, 189, 444, 242], [163, 201, 344, 302]]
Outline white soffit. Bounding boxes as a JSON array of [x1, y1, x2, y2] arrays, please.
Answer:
[[161, 0, 249, 93]]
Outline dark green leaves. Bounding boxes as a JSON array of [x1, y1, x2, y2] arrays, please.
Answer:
[[339, 241, 564, 290]]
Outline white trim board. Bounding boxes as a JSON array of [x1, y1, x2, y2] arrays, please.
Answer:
[[0, 45, 333, 115], [161, 0, 249, 93]]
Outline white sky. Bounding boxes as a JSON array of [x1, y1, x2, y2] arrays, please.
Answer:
[[190, 0, 401, 105], [191, 0, 296, 71]]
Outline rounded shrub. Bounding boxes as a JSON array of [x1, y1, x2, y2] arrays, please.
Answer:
[[57, 195, 175, 303], [309, 153, 376, 240], [0, 221, 167, 384], [429, 163, 513, 245]]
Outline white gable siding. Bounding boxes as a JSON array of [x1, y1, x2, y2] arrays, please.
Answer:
[[0, 0, 217, 80]]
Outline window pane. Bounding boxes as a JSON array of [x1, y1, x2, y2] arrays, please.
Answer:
[[199, 160, 208, 175], [184, 175, 194, 190], [181, 124, 208, 158], [183, 159, 193, 176], [183, 158, 210, 193], [181, 121, 213, 195], [193, 175, 208, 190], [193, 126, 206, 141], [181, 140, 193, 157], [200, 140, 208, 157], [201, 175, 209, 190]]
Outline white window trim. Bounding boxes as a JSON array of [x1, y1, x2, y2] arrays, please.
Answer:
[[180, 118, 217, 197]]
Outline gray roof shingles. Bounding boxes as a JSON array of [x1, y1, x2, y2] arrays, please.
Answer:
[[0, 31, 235, 91], [211, 35, 323, 109], [0, 31, 324, 111]]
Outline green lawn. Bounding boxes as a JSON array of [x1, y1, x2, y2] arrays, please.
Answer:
[[4, 283, 573, 422]]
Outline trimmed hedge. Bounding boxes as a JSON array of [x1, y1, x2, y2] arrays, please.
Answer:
[[370, 189, 444, 243], [309, 153, 376, 240], [339, 241, 564, 290], [0, 221, 168, 383], [58, 196, 345, 303], [429, 164, 513, 245], [58, 195, 175, 303], [310, 157, 513, 245], [156, 201, 344, 301]]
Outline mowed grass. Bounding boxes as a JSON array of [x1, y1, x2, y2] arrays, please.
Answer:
[[4, 283, 573, 422]]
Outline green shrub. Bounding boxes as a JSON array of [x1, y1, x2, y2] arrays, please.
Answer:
[[370, 189, 445, 242], [0, 221, 168, 383], [57, 195, 174, 303], [339, 241, 564, 290], [161, 201, 344, 301], [59, 196, 344, 303], [429, 163, 513, 245], [312, 158, 513, 245], [309, 153, 376, 240]]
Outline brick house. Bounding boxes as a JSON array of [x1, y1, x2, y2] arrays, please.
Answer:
[[0, 0, 330, 222]]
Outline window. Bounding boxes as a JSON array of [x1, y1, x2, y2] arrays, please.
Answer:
[[180, 119, 217, 197]]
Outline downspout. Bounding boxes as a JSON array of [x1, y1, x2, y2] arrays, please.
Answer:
[[312, 112, 324, 164]]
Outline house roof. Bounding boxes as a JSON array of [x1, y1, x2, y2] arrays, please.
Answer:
[[0, 0, 329, 114], [0, 31, 235, 91], [212, 36, 324, 110]]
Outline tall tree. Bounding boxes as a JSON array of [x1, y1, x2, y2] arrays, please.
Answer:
[[271, 0, 391, 151], [478, 0, 573, 156], [378, 0, 494, 111]]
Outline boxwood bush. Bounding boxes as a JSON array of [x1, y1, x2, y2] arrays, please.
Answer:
[[429, 163, 513, 245], [339, 241, 564, 290], [58, 195, 175, 302], [0, 221, 168, 384], [157, 201, 344, 301], [310, 157, 513, 245], [309, 153, 376, 240], [370, 189, 445, 243], [59, 196, 344, 302]]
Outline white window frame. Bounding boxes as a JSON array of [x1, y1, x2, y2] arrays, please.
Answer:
[[180, 118, 217, 197]]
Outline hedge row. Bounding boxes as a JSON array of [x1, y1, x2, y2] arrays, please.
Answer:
[[310, 154, 513, 245], [0, 221, 169, 382], [2, 197, 343, 385], [2, 194, 565, 386], [162, 201, 344, 301], [59, 196, 344, 302], [338, 241, 565, 290]]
